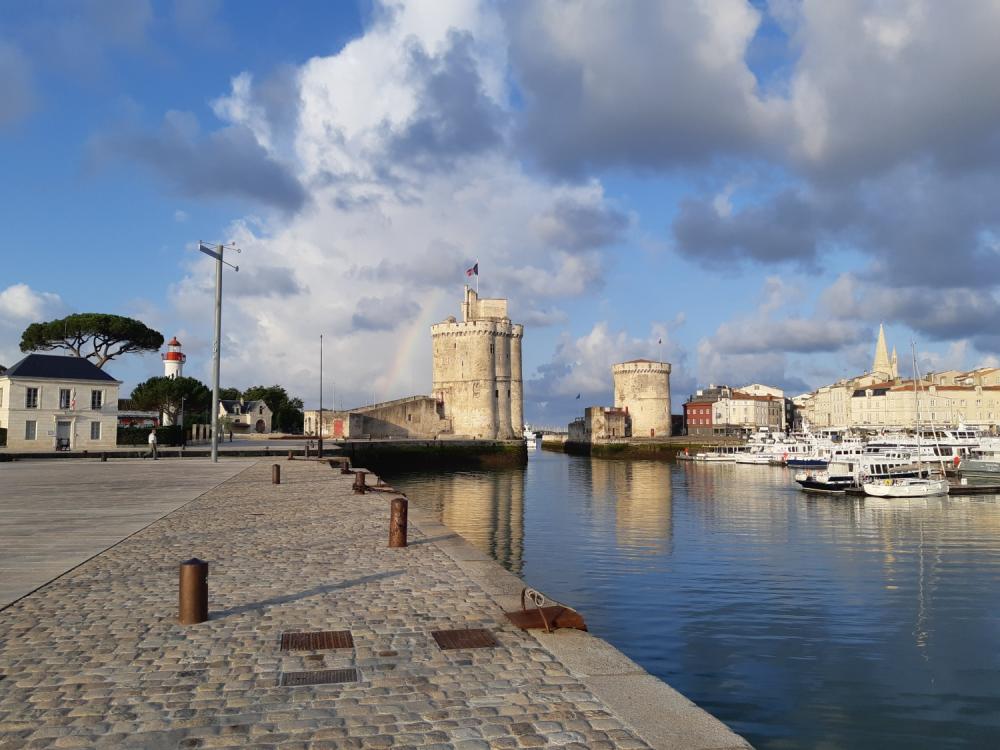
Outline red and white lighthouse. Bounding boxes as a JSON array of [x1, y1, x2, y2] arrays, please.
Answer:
[[162, 336, 186, 379]]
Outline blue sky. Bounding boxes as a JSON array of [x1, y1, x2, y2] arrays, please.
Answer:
[[2, 1, 1000, 428]]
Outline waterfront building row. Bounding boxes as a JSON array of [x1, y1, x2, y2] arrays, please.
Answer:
[[795, 326, 1000, 430], [683, 383, 789, 436]]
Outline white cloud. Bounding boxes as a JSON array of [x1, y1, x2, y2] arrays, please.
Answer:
[[166, 2, 627, 410], [0, 283, 63, 368], [0, 283, 62, 321]]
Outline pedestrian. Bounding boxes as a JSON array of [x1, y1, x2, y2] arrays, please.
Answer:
[[147, 428, 158, 460]]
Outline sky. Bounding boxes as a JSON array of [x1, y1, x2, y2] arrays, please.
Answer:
[[2, 0, 1000, 428]]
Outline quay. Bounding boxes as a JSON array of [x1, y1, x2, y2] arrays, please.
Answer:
[[543, 435, 741, 461], [0, 459, 748, 749], [0, 439, 527, 471]]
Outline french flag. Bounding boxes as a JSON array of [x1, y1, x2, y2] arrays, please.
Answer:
[[466, 262, 479, 277]]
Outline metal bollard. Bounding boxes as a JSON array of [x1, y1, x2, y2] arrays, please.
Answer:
[[305, 444, 311, 458], [389, 496, 408, 548], [178, 558, 209, 624], [288, 450, 294, 460], [353, 471, 367, 494], [272, 464, 281, 484]]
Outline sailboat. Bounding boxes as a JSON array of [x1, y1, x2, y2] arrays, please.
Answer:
[[863, 344, 949, 498]]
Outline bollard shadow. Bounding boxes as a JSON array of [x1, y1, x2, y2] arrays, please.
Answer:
[[211, 570, 403, 619], [406, 534, 459, 547]]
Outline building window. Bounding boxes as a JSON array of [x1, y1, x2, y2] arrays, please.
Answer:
[[25, 420, 36, 440], [25, 388, 39, 409], [91, 390, 103, 410], [90, 421, 101, 440], [60, 389, 71, 409]]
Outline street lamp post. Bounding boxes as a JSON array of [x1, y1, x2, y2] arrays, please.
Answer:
[[318, 334, 324, 459], [198, 241, 240, 463]]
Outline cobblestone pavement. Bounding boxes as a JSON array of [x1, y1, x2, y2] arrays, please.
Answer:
[[0, 460, 655, 749]]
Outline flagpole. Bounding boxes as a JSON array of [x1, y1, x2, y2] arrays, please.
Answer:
[[476, 257, 479, 294]]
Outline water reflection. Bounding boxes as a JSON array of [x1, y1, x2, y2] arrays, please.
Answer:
[[385, 453, 1000, 750]]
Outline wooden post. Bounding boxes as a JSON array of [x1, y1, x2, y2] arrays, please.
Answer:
[[389, 496, 408, 548], [178, 558, 208, 624], [272, 464, 281, 484], [353, 471, 367, 494]]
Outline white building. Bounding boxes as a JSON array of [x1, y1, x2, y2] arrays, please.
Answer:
[[796, 326, 1000, 430], [0, 354, 120, 452], [219, 398, 273, 434]]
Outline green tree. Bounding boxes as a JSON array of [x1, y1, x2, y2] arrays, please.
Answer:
[[131, 376, 211, 425], [20, 313, 164, 368], [219, 387, 242, 401], [242, 384, 305, 433]]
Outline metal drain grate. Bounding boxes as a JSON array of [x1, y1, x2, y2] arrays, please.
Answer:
[[431, 628, 499, 650], [280, 630, 354, 651], [280, 668, 359, 687]]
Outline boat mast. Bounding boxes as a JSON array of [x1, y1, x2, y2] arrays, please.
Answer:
[[911, 343, 924, 478], [912, 341, 948, 477]]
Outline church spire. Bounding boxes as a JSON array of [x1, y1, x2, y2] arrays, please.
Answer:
[[890, 346, 898, 379], [873, 323, 892, 377]]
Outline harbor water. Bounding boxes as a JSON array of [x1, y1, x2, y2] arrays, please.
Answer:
[[385, 450, 1000, 750]]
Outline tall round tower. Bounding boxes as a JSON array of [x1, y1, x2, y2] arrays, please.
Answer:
[[612, 360, 671, 437], [509, 324, 524, 436], [162, 337, 186, 379], [431, 287, 524, 440]]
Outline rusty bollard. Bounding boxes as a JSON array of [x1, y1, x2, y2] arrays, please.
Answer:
[[389, 497, 408, 548], [272, 464, 281, 484], [178, 558, 209, 625], [353, 471, 367, 494]]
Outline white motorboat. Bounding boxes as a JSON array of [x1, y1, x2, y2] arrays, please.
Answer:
[[861, 344, 950, 499], [862, 477, 950, 497]]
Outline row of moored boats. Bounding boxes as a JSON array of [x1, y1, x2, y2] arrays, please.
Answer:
[[680, 427, 1000, 498]]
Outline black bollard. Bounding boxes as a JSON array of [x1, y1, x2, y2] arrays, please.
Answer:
[[272, 464, 281, 484]]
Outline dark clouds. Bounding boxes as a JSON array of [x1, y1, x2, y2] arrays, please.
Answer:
[[351, 297, 420, 332], [228, 266, 304, 299], [673, 189, 840, 268], [503, 0, 774, 177], [533, 198, 629, 253], [389, 30, 505, 167], [96, 111, 307, 212]]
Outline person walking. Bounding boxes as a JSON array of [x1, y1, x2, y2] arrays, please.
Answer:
[[147, 428, 158, 460]]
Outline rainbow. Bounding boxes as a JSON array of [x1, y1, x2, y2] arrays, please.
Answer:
[[379, 289, 443, 397]]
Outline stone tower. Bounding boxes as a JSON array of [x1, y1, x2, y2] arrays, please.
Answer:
[[612, 359, 672, 437], [873, 324, 893, 378], [431, 287, 524, 439]]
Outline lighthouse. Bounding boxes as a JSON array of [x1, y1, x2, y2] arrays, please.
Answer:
[[161, 337, 187, 426], [162, 337, 186, 379]]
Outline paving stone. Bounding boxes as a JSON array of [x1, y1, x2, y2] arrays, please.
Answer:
[[0, 461, 653, 749]]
